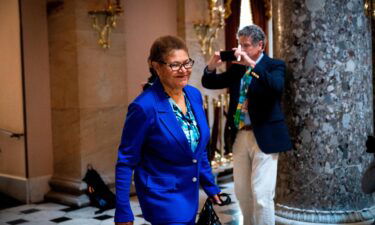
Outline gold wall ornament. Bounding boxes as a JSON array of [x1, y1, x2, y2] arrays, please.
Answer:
[[364, 0, 375, 19], [193, 0, 232, 56], [88, 0, 123, 49], [264, 0, 272, 19]]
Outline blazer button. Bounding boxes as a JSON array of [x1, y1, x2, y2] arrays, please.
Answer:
[[192, 177, 197, 182], [192, 159, 197, 163]]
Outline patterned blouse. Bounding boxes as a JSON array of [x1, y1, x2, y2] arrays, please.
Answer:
[[168, 94, 200, 152]]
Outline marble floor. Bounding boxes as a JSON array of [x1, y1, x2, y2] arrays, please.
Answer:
[[0, 181, 242, 225]]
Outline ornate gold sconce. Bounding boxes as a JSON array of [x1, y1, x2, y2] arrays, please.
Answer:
[[193, 0, 232, 56], [364, 0, 375, 19], [264, 0, 272, 19], [88, 0, 123, 49]]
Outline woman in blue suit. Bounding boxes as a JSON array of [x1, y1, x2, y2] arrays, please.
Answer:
[[115, 36, 221, 225]]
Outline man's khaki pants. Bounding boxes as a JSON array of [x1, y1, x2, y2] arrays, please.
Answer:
[[233, 129, 279, 225]]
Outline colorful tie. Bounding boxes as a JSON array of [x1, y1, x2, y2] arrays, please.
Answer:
[[234, 67, 253, 129]]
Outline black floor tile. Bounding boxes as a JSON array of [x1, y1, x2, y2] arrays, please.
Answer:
[[7, 219, 28, 225], [20, 208, 40, 214], [93, 215, 113, 220], [136, 213, 144, 218], [50, 217, 72, 223]]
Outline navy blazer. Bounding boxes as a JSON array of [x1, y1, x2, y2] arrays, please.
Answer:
[[115, 79, 220, 223], [202, 54, 292, 153]]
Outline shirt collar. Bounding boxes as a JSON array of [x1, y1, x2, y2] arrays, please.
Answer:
[[255, 52, 264, 64]]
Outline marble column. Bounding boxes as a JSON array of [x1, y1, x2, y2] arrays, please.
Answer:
[[45, 0, 126, 206], [273, 0, 375, 224]]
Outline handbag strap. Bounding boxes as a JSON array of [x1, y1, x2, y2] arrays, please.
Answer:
[[216, 193, 231, 206]]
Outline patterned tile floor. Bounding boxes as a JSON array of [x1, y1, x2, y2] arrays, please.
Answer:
[[0, 182, 242, 225]]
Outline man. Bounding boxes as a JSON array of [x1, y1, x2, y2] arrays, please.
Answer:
[[202, 25, 292, 225]]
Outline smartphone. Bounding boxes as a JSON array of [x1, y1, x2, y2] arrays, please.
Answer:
[[220, 50, 237, 61]]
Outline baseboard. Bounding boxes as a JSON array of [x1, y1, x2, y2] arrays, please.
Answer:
[[0, 173, 52, 203], [0, 173, 28, 203], [28, 175, 51, 203]]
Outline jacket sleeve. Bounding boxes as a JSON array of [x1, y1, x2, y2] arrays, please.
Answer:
[[199, 148, 221, 196], [115, 103, 149, 223], [253, 60, 286, 96], [202, 65, 240, 89]]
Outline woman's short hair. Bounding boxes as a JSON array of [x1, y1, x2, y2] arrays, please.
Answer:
[[237, 25, 266, 50], [149, 35, 188, 63], [143, 36, 188, 91]]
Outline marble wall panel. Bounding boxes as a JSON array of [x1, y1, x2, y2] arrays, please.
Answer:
[[51, 108, 82, 180], [76, 32, 127, 108], [79, 106, 126, 182], [0, 134, 25, 177]]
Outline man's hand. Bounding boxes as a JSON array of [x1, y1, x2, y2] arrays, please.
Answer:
[[233, 48, 256, 68], [207, 51, 223, 71], [115, 222, 133, 225]]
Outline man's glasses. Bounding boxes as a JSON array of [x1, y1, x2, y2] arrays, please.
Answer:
[[159, 59, 195, 71]]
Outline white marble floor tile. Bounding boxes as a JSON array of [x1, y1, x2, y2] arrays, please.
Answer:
[[0, 211, 21, 223], [35, 202, 69, 211], [1, 204, 38, 213], [133, 216, 150, 225], [65, 206, 106, 219], [100, 218, 115, 225], [22, 210, 66, 221], [103, 208, 115, 216], [22, 221, 57, 225], [59, 218, 102, 225], [219, 213, 238, 223]]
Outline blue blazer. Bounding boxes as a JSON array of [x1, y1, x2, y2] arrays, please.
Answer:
[[115, 79, 220, 223], [202, 54, 292, 153]]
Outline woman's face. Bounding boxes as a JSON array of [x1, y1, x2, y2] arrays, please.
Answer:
[[154, 49, 192, 91]]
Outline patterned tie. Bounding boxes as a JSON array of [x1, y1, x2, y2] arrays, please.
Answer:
[[234, 67, 253, 129]]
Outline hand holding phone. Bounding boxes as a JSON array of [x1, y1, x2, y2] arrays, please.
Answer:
[[236, 44, 242, 61], [220, 50, 237, 61], [220, 44, 242, 62]]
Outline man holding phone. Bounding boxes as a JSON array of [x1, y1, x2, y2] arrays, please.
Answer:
[[202, 25, 292, 225]]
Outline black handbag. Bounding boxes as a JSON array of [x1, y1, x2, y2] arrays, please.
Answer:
[[82, 164, 116, 214], [196, 193, 231, 225]]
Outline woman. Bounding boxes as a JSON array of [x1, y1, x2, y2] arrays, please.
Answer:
[[115, 35, 221, 225]]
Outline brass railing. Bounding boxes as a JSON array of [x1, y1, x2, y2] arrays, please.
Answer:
[[204, 93, 232, 169]]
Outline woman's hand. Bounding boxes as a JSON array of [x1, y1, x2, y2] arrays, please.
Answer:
[[211, 194, 222, 205], [115, 222, 134, 225]]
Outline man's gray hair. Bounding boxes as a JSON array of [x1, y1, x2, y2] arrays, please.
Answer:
[[237, 25, 266, 49]]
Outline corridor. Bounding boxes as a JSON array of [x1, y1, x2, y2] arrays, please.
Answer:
[[0, 182, 242, 225]]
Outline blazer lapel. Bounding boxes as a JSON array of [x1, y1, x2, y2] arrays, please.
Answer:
[[152, 80, 192, 155], [249, 54, 268, 90], [184, 87, 209, 154]]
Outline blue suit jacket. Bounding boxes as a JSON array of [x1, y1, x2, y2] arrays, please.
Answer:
[[115, 79, 220, 223], [202, 54, 292, 153]]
